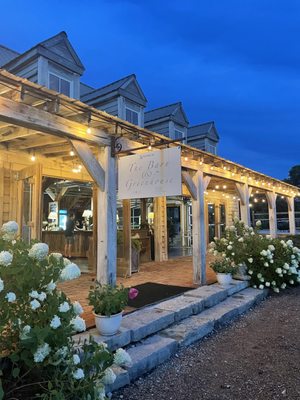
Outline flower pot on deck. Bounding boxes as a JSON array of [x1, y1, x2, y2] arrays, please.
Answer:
[[94, 311, 123, 336], [216, 272, 232, 286]]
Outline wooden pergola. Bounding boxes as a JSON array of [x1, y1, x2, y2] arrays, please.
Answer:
[[0, 69, 298, 286]]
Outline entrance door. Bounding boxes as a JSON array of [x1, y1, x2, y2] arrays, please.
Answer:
[[208, 202, 226, 243], [17, 164, 42, 242]]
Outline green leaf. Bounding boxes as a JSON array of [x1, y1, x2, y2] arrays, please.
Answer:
[[12, 367, 20, 378]]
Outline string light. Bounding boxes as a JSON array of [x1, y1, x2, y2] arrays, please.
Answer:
[[86, 127, 91, 134], [70, 150, 75, 156], [30, 154, 36, 161]]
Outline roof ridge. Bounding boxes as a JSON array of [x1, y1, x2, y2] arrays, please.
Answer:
[[189, 121, 214, 128], [81, 73, 135, 97], [0, 44, 19, 55], [145, 101, 181, 114]]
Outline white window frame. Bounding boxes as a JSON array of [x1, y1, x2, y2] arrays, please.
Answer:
[[206, 143, 216, 154], [125, 105, 140, 126], [48, 72, 73, 97]]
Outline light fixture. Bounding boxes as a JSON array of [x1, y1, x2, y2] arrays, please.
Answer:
[[184, 156, 188, 161], [70, 150, 75, 156], [148, 145, 152, 150], [262, 199, 266, 203], [223, 185, 227, 189], [215, 185, 219, 189], [30, 154, 36, 161]]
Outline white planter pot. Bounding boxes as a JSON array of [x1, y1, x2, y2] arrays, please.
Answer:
[[216, 273, 232, 286], [94, 311, 123, 336]]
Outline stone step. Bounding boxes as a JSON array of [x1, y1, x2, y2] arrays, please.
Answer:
[[74, 280, 249, 350], [106, 287, 268, 394], [161, 287, 268, 347]]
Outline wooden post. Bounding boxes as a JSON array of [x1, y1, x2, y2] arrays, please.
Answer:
[[153, 196, 168, 261], [235, 183, 252, 226], [192, 171, 211, 285], [122, 199, 132, 276], [96, 146, 117, 285], [266, 191, 277, 238], [140, 198, 147, 225], [287, 197, 296, 235]]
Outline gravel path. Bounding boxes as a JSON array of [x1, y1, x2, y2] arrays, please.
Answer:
[[112, 286, 300, 400]]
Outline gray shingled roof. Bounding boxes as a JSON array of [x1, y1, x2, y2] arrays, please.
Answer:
[[145, 102, 178, 122], [80, 82, 95, 97], [144, 102, 188, 124], [188, 121, 219, 140], [81, 74, 135, 101], [0, 45, 19, 67]]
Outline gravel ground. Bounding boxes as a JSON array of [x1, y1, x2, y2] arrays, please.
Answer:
[[112, 286, 300, 400]]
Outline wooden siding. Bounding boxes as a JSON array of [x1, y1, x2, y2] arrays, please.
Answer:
[[144, 120, 170, 137], [0, 161, 18, 225], [13, 60, 38, 84], [94, 98, 119, 117]]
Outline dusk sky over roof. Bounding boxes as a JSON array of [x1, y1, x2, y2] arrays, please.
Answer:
[[1, 0, 299, 179]]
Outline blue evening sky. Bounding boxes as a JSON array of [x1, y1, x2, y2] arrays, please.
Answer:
[[1, 0, 299, 179]]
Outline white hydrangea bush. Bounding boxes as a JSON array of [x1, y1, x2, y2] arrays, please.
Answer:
[[0, 221, 131, 399], [209, 219, 300, 293]]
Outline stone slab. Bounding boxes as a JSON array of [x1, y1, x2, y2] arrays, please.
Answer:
[[226, 280, 249, 296], [105, 366, 130, 393], [126, 335, 178, 380], [154, 295, 205, 322], [122, 308, 175, 342], [184, 285, 228, 308], [73, 326, 131, 351], [161, 316, 214, 347]]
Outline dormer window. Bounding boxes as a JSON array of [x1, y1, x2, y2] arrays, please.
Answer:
[[125, 106, 139, 125], [49, 72, 72, 97]]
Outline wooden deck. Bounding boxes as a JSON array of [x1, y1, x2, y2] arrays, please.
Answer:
[[59, 256, 217, 329]]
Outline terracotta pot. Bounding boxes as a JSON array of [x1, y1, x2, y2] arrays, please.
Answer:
[[216, 272, 232, 286], [94, 311, 123, 336]]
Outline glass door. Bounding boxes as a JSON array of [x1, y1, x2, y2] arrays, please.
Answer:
[[208, 203, 216, 243]]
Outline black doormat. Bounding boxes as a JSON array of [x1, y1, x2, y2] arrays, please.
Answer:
[[127, 282, 194, 309]]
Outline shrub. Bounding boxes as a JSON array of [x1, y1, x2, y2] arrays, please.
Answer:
[[0, 221, 131, 399], [209, 218, 300, 292]]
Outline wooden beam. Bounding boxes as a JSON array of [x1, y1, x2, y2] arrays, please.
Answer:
[[0, 127, 35, 143], [153, 196, 168, 262], [10, 136, 66, 150], [266, 192, 277, 237], [192, 170, 207, 285], [287, 197, 296, 235], [122, 199, 132, 277], [70, 139, 105, 191], [182, 171, 197, 200], [0, 96, 110, 146], [38, 143, 71, 154], [235, 183, 251, 226], [96, 146, 117, 285]]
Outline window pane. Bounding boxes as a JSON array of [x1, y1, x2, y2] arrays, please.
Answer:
[[174, 130, 183, 139], [60, 79, 71, 96], [49, 74, 59, 92], [126, 108, 139, 125]]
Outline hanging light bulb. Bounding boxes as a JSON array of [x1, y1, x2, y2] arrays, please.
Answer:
[[70, 150, 75, 156], [30, 154, 36, 162]]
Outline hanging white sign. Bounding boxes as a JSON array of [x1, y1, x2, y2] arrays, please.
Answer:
[[118, 147, 182, 199]]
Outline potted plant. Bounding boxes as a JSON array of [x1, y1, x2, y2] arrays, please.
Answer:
[[131, 236, 142, 273], [88, 284, 138, 336], [210, 258, 236, 286]]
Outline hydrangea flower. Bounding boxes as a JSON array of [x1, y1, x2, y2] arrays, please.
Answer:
[[29, 290, 39, 299], [63, 257, 71, 266], [30, 299, 41, 310], [102, 367, 116, 384], [72, 368, 84, 380], [38, 292, 47, 302], [71, 316, 86, 332], [50, 315, 61, 329], [73, 354, 80, 365], [248, 258, 253, 264], [50, 252, 63, 261], [20, 325, 31, 340], [265, 282, 270, 287], [55, 346, 68, 358], [59, 301, 70, 313], [0, 278, 4, 292], [256, 220, 262, 227], [5, 292, 16, 302], [34, 343, 51, 363], [113, 348, 132, 366], [46, 280, 56, 293], [73, 301, 83, 315], [258, 284, 264, 290], [0, 251, 13, 266], [1, 221, 18, 241], [29, 243, 49, 261], [60, 263, 81, 281]]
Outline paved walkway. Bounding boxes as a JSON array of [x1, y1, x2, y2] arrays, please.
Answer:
[[60, 256, 216, 328], [113, 286, 300, 400]]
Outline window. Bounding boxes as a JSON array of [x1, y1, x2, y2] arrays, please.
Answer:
[[174, 130, 184, 140], [131, 207, 141, 229], [206, 143, 216, 154], [49, 73, 71, 97], [126, 108, 139, 125]]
